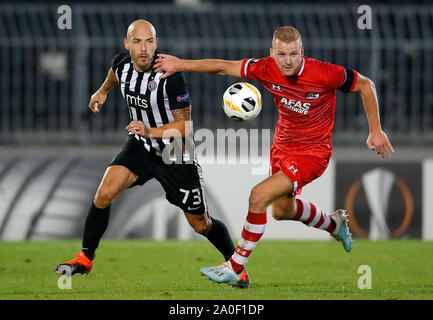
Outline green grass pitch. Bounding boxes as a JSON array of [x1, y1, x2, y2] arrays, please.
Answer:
[[1, 239, 432, 300]]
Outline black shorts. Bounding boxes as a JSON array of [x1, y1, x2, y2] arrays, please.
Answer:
[[109, 136, 208, 215]]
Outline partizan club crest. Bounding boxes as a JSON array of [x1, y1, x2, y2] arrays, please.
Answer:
[[148, 80, 157, 91]]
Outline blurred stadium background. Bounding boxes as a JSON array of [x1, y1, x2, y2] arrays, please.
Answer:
[[0, 0, 432, 242]]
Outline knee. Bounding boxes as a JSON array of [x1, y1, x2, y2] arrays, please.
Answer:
[[249, 186, 268, 210], [94, 187, 116, 208]]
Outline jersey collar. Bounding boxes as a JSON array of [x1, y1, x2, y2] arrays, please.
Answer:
[[297, 57, 305, 77]]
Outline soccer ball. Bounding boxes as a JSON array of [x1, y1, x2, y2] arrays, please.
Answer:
[[222, 82, 262, 122]]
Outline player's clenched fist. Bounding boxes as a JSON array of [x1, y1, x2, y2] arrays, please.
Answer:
[[88, 90, 107, 113], [125, 121, 151, 138]]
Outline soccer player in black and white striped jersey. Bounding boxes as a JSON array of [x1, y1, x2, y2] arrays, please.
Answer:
[[56, 20, 235, 277]]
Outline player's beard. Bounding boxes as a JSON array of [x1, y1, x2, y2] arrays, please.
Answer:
[[133, 52, 155, 72]]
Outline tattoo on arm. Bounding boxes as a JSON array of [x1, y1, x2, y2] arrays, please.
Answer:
[[172, 106, 191, 121]]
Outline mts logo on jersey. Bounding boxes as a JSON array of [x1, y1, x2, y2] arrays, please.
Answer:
[[125, 90, 149, 109], [280, 98, 311, 115]]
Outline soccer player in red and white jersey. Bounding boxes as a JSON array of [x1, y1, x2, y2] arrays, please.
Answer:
[[154, 26, 394, 288]]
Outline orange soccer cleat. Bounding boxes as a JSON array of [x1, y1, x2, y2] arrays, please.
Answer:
[[56, 251, 94, 276]]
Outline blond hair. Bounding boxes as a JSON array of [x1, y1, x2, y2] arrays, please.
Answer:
[[272, 26, 302, 46]]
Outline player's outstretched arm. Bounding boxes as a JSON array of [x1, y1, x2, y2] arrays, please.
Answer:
[[154, 54, 243, 79], [88, 68, 118, 113], [352, 72, 394, 159]]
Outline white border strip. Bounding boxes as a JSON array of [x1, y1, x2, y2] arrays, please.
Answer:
[[423, 159, 433, 240]]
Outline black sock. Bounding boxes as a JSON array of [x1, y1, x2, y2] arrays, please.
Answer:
[[81, 203, 111, 260], [205, 217, 235, 261]]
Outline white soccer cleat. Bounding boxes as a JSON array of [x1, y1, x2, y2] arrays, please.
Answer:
[[330, 209, 353, 252], [200, 261, 250, 288]]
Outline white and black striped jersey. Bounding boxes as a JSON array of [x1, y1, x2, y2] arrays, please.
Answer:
[[111, 52, 194, 161]]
